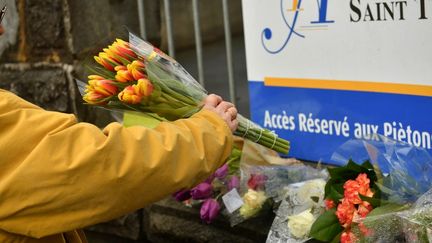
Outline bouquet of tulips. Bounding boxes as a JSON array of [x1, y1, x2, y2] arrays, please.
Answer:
[[172, 146, 242, 224], [78, 32, 290, 154]]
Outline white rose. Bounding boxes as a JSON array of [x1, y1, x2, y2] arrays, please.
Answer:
[[287, 209, 315, 239], [242, 189, 267, 209], [295, 179, 326, 206], [239, 189, 267, 218]]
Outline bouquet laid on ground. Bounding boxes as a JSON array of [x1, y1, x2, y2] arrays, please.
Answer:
[[172, 139, 305, 225], [266, 178, 327, 242], [172, 145, 243, 224], [270, 136, 432, 243], [266, 135, 432, 243], [224, 140, 324, 227], [77, 32, 290, 154]]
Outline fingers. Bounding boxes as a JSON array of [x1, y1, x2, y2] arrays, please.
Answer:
[[203, 94, 222, 108], [202, 94, 238, 132]]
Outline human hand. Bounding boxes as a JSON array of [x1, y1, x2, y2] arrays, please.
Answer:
[[202, 94, 238, 132]]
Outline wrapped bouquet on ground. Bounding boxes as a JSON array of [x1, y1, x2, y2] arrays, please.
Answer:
[[269, 136, 432, 243], [225, 140, 326, 227]]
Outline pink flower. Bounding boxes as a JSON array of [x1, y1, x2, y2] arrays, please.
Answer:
[[214, 163, 228, 179], [200, 199, 220, 224], [336, 198, 356, 227], [172, 189, 191, 202], [340, 229, 356, 243], [227, 175, 240, 191], [247, 174, 267, 190], [191, 182, 213, 200], [357, 201, 373, 218], [343, 179, 362, 205], [325, 199, 335, 210], [356, 173, 374, 197]]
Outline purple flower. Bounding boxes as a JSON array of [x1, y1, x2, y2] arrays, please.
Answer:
[[191, 182, 213, 200], [227, 175, 240, 191], [172, 189, 191, 202], [200, 199, 220, 224], [214, 163, 228, 179]]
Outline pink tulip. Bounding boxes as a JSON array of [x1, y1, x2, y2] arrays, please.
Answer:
[[214, 163, 228, 179], [200, 199, 220, 224], [191, 182, 213, 200], [227, 175, 240, 191]]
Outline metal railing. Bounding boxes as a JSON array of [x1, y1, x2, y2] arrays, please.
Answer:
[[136, 0, 237, 105]]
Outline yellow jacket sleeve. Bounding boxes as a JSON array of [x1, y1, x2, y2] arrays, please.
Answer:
[[0, 90, 233, 238]]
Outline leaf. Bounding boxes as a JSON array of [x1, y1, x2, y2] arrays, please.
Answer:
[[327, 186, 344, 202], [364, 203, 410, 220], [359, 194, 382, 208], [310, 209, 343, 242]]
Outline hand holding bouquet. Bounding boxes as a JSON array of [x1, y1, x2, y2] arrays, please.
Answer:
[[78, 32, 290, 154]]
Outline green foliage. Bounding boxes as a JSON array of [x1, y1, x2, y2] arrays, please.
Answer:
[[310, 209, 343, 242]]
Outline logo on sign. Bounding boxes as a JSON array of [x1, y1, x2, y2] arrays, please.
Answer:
[[261, 0, 335, 54]]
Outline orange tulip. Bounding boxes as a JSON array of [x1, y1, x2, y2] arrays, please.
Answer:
[[114, 65, 134, 83], [118, 86, 142, 104], [134, 78, 154, 97], [94, 52, 121, 71], [87, 79, 118, 97], [127, 60, 147, 80], [83, 91, 107, 105], [87, 75, 105, 80], [107, 39, 137, 62]]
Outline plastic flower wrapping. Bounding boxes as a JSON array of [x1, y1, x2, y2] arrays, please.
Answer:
[[76, 32, 290, 154], [266, 135, 432, 243], [172, 139, 326, 225], [216, 139, 330, 227]]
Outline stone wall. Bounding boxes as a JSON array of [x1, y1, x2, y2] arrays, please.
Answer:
[[0, 0, 265, 242]]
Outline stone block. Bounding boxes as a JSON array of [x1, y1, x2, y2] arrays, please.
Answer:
[[0, 63, 72, 112], [24, 0, 72, 62], [67, 0, 155, 59], [144, 198, 273, 243], [86, 212, 142, 241]]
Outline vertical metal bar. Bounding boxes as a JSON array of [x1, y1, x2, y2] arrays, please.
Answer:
[[192, 0, 205, 87], [164, 0, 175, 58], [137, 0, 147, 40], [222, 0, 236, 105]]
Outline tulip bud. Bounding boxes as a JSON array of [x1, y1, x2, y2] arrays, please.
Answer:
[[214, 163, 228, 179], [191, 182, 213, 200], [134, 78, 154, 97], [83, 91, 106, 105], [127, 60, 147, 80], [200, 199, 220, 224], [115, 65, 135, 83], [112, 39, 138, 60], [227, 175, 240, 191], [94, 52, 121, 71], [87, 79, 118, 97], [172, 189, 191, 202], [118, 86, 142, 104]]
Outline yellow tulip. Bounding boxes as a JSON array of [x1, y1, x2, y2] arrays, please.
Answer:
[[118, 86, 142, 104], [127, 60, 147, 80], [134, 78, 154, 97]]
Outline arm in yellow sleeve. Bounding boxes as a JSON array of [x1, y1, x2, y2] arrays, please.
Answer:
[[0, 90, 233, 238]]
